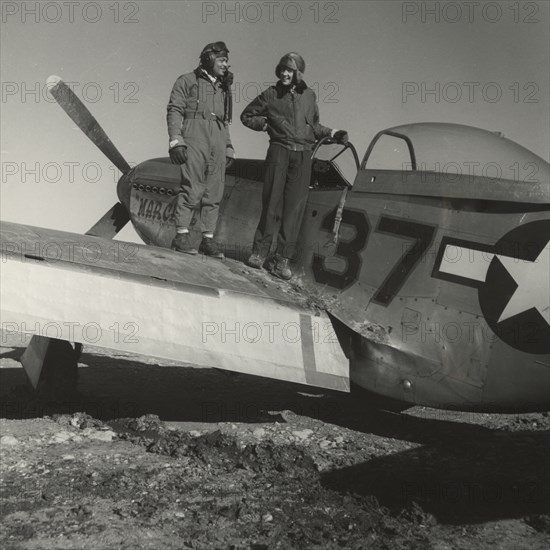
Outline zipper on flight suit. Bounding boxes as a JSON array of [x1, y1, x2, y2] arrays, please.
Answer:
[[290, 87, 299, 152]]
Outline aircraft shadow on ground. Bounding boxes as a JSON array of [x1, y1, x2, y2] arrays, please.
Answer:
[[0, 347, 348, 425], [2, 346, 548, 525], [322, 429, 550, 525], [0, 347, 511, 443]]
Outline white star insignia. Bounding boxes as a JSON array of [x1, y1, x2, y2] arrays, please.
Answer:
[[496, 241, 550, 325], [439, 238, 550, 327]]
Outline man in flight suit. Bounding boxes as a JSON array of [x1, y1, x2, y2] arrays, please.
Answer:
[[167, 41, 235, 259], [241, 52, 348, 280]]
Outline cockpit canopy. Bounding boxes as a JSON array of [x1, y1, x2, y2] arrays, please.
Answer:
[[363, 123, 549, 185]]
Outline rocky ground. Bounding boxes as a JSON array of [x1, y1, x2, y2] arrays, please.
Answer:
[[1, 331, 549, 549]]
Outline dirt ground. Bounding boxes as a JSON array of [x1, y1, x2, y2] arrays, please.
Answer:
[[1, 331, 549, 550]]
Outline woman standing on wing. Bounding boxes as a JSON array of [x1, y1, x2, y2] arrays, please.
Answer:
[[241, 52, 348, 280]]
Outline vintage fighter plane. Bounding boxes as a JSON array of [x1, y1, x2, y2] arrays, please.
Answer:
[[1, 76, 549, 412]]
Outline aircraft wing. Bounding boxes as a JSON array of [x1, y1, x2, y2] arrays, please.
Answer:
[[0, 221, 349, 392]]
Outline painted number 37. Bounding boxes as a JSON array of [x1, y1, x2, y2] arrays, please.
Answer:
[[312, 207, 436, 305]]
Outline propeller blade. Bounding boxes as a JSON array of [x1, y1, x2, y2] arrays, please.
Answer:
[[47, 75, 131, 174], [86, 202, 130, 238], [21, 81, 134, 394]]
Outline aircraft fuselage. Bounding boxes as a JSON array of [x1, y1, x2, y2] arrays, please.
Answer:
[[116, 150, 550, 413]]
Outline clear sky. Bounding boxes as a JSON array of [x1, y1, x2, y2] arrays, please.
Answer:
[[1, 0, 548, 242]]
